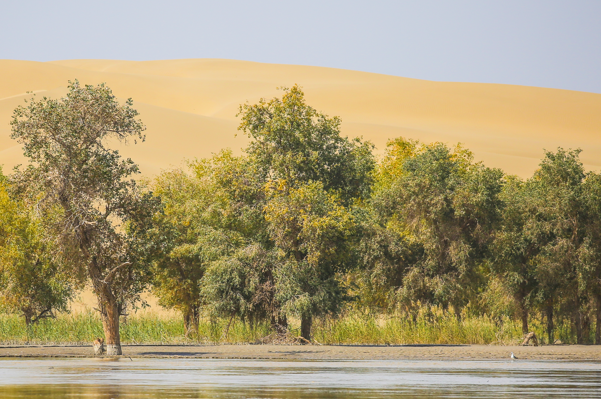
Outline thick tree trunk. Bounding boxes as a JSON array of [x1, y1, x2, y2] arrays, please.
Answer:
[[87, 254, 122, 355], [277, 314, 288, 330], [300, 314, 312, 343], [100, 298, 122, 355], [183, 305, 200, 338], [23, 310, 33, 327], [516, 291, 529, 335], [546, 300, 554, 345]]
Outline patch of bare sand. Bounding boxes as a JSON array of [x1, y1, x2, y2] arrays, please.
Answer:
[[0, 344, 599, 361]]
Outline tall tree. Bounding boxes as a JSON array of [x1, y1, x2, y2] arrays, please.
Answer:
[[529, 148, 587, 344], [373, 138, 503, 312], [579, 171, 601, 344], [10, 81, 159, 355], [237, 85, 375, 340]]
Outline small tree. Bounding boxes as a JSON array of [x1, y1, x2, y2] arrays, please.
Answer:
[[10, 81, 159, 354], [148, 161, 233, 337], [0, 170, 81, 325], [197, 151, 281, 329]]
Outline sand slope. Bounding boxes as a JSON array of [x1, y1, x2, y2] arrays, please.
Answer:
[[1, 58, 600, 178]]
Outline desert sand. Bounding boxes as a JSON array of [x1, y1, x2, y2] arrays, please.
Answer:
[[1, 59, 600, 179], [1, 344, 600, 361]]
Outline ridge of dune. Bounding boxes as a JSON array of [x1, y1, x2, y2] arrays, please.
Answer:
[[0, 58, 600, 178]]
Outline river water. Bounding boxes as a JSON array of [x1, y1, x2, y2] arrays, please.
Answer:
[[0, 358, 599, 398]]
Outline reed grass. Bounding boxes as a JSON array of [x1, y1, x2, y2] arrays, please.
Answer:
[[0, 306, 581, 346]]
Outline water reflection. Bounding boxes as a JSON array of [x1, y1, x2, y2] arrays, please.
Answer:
[[0, 358, 599, 398]]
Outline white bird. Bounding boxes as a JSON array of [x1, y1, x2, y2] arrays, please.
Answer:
[[511, 352, 518, 360]]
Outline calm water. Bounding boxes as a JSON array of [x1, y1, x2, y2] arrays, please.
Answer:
[[0, 358, 599, 398]]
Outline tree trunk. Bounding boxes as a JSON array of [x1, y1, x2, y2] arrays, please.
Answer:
[[100, 298, 122, 355], [183, 305, 200, 338], [581, 312, 591, 344], [575, 306, 583, 345], [88, 259, 122, 355], [76, 226, 123, 355], [521, 307, 529, 336], [271, 313, 288, 334], [516, 291, 529, 335], [300, 314, 312, 343], [596, 294, 601, 345], [23, 310, 33, 327], [546, 299, 554, 345], [277, 314, 288, 330]]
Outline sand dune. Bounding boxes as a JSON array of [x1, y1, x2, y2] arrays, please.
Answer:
[[2, 58, 600, 313], [0, 58, 599, 178]]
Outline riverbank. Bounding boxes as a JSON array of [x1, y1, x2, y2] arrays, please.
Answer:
[[1, 344, 600, 361]]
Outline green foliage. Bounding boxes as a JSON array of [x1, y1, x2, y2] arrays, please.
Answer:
[[371, 138, 503, 310], [236, 86, 376, 339], [265, 181, 354, 320], [202, 244, 279, 323], [192, 151, 276, 325], [147, 165, 225, 335], [238, 84, 375, 204], [0, 170, 81, 325]]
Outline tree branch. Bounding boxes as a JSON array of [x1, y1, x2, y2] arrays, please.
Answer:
[[102, 262, 131, 284]]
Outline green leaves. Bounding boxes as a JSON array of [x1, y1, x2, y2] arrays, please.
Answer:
[[370, 138, 503, 309], [0, 172, 81, 325], [238, 84, 375, 204]]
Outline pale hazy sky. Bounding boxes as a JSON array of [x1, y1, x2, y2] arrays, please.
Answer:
[[2, 1, 600, 93]]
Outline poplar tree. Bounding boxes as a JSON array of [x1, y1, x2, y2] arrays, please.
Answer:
[[529, 148, 591, 344], [237, 85, 375, 340], [10, 81, 159, 355], [373, 138, 503, 312]]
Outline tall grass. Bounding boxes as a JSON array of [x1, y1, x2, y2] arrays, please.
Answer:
[[0, 306, 580, 345], [0, 311, 270, 345]]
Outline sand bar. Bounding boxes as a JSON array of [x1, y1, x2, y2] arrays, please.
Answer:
[[1, 344, 599, 361]]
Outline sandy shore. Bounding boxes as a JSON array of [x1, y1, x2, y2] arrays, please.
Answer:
[[1, 344, 600, 361]]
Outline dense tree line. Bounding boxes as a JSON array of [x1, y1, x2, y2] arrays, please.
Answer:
[[1, 82, 600, 352]]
